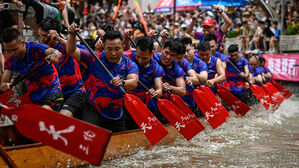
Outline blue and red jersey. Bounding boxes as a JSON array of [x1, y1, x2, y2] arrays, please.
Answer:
[[177, 58, 192, 73], [194, 28, 224, 52], [54, 42, 85, 97], [124, 50, 164, 110], [225, 56, 248, 96], [207, 56, 219, 94], [262, 67, 271, 74], [79, 49, 138, 119], [191, 56, 208, 74], [154, 53, 185, 86], [154, 53, 185, 99], [207, 56, 219, 80], [215, 51, 228, 62], [4, 42, 61, 103], [249, 65, 264, 77]]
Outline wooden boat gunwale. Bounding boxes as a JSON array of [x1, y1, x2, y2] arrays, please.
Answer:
[[0, 122, 186, 168]]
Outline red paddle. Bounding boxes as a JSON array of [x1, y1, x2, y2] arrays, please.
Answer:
[[157, 99, 204, 141], [227, 60, 276, 110], [263, 83, 285, 105], [76, 32, 168, 146], [251, 84, 278, 111], [6, 92, 32, 107], [192, 88, 226, 129], [137, 80, 204, 141], [217, 85, 251, 116], [169, 94, 205, 131], [1, 104, 111, 166], [199, 86, 230, 118], [271, 80, 292, 99]]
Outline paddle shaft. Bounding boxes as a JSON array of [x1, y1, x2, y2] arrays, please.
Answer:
[[228, 60, 251, 84], [75, 32, 126, 94], [0, 61, 48, 95]]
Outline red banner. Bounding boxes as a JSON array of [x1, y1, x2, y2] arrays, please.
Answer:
[[263, 54, 299, 81]]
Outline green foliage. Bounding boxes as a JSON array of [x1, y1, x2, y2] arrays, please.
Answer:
[[227, 29, 241, 38], [285, 22, 299, 35]]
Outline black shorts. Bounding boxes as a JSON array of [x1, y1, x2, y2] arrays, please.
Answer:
[[61, 93, 87, 118], [81, 102, 126, 133], [36, 92, 63, 112]]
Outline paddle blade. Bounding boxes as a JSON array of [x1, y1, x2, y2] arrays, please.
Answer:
[[265, 83, 285, 105], [169, 94, 205, 132], [261, 84, 280, 108], [0, 90, 14, 105], [272, 81, 292, 99], [251, 84, 277, 111], [124, 94, 168, 145], [192, 89, 226, 129], [157, 99, 202, 141], [7, 92, 32, 107], [1, 104, 111, 166], [200, 86, 230, 118], [217, 89, 251, 116]]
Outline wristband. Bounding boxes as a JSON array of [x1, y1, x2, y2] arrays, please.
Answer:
[[121, 79, 126, 86], [219, 9, 223, 14]]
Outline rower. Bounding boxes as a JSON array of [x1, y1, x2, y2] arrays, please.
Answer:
[[248, 55, 264, 85], [225, 44, 251, 104], [187, 6, 232, 52], [66, 23, 139, 132], [204, 34, 228, 69], [258, 57, 272, 82], [153, 39, 186, 98], [0, 28, 63, 111], [38, 17, 87, 119], [178, 37, 208, 117], [124, 36, 167, 126], [196, 42, 226, 94]]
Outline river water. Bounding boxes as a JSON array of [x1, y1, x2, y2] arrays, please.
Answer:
[[99, 96, 299, 168]]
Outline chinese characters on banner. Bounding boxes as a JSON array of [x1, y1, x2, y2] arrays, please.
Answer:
[[263, 54, 299, 81]]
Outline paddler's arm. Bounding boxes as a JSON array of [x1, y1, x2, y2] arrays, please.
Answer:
[[0, 70, 12, 92], [187, 11, 202, 38], [163, 76, 186, 97], [214, 6, 232, 33], [45, 48, 62, 64], [123, 29, 133, 51], [244, 65, 249, 78], [206, 59, 226, 87], [110, 73, 139, 90], [255, 74, 263, 85], [186, 69, 199, 85], [148, 77, 163, 98], [66, 23, 82, 62], [197, 70, 208, 84]]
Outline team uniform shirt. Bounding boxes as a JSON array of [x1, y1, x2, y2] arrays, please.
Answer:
[[79, 49, 138, 119], [249, 65, 264, 77], [5, 42, 61, 103], [154, 53, 185, 98], [194, 28, 224, 51], [177, 58, 192, 73], [224, 56, 248, 96], [207, 55, 219, 94], [215, 51, 228, 62], [54, 42, 85, 97], [124, 50, 164, 110]]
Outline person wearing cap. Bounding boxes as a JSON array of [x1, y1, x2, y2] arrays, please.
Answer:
[[187, 6, 232, 52]]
